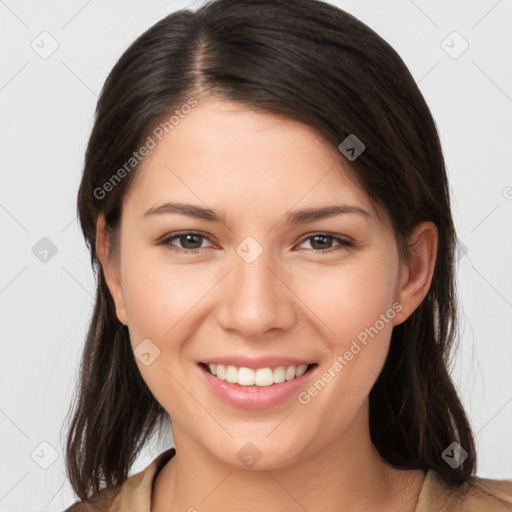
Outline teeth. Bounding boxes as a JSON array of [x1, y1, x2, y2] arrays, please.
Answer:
[[255, 368, 273, 386], [226, 365, 238, 383], [295, 365, 307, 377], [206, 363, 309, 386], [216, 364, 225, 380], [239, 367, 255, 386], [273, 366, 286, 383]]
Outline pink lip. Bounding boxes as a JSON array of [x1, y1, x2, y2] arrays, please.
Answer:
[[198, 363, 318, 410], [200, 355, 314, 370]]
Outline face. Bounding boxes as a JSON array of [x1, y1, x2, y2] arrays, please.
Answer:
[[98, 97, 436, 470]]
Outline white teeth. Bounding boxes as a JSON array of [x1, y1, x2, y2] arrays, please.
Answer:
[[225, 365, 238, 383], [285, 366, 296, 380], [295, 364, 308, 377], [216, 364, 226, 380], [238, 367, 255, 386], [206, 363, 311, 386], [273, 366, 286, 384], [255, 368, 273, 386]]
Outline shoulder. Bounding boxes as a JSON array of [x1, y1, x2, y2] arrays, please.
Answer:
[[416, 469, 512, 511], [62, 487, 120, 512], [467, 475, 512, 510], [62, 448, 176, 512]]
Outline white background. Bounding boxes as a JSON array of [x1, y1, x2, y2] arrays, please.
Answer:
[[1, 0, 511, 510]]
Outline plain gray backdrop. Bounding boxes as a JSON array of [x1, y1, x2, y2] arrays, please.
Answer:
[[1, 0, 511, 510]]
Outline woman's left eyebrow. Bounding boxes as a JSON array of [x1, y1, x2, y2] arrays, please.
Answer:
[[286, 204, 371, 224], [143, 201, 371, 223]]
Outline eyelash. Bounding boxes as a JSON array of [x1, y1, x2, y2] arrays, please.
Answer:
[[158, 231, 354, 254]]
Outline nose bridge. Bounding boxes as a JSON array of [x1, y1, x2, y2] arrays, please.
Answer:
[[217, 239, 295, 336]]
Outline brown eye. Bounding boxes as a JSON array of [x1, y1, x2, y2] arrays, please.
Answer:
[[176, 234, 204, 250], [160, 232, 212, 252], [298, 233, 353, 252]]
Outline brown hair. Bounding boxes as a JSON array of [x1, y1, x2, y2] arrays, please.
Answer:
[[64, 0, 476, 502]]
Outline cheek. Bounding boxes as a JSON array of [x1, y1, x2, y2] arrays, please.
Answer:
[[121, 252, 208, 344], [293, 254, 400, 347], [119, 254, 210, 416], [292, 253, 400, 409], [293, 265, 398, 430]]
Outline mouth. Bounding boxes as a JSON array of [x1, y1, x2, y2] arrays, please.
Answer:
[[197, 360, 319, 410], [198, 362, 318, 387]]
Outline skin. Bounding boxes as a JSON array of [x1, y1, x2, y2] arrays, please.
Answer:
[[96, 97, 438, 512]]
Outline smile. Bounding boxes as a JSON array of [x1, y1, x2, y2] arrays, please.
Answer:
[[201, 362, 315, 386], [197, 361, 318, 409]]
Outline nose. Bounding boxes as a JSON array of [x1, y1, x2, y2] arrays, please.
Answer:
[[215, 246, 296, 338]]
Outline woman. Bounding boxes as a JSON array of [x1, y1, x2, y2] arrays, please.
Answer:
[[63, 0, 512, 510]]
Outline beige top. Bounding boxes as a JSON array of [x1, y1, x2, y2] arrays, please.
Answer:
[[64, 448, 512, 511]]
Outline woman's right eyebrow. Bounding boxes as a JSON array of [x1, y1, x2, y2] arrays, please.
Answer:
[[143, 202, 221, 222], [143, 201, 371, 224]]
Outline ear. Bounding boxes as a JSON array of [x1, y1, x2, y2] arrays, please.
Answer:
[[96, 214, 128, 326], [393, 221, 438, 326]]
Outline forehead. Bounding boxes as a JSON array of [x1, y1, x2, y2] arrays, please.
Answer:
[[123, 98, 375, 222]]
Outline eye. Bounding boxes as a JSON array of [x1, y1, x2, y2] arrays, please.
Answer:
[[159, 232, 214, 252], [297, 233, 353, 252], [158, 231, 354, 254]]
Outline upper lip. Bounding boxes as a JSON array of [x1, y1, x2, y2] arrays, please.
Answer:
[[200, 356, 316, 370]]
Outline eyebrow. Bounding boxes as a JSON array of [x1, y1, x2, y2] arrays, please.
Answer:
[[143, 202, 371, 224]]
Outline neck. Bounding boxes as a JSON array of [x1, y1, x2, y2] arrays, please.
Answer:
[[152, 407, 425, 512]]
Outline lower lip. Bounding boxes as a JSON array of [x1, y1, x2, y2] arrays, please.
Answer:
[[198, 364, 317, 410]]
